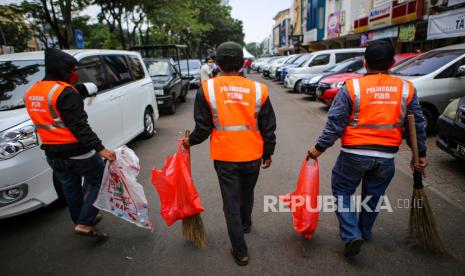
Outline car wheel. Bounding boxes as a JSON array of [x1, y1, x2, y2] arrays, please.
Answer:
[[141, 108, 155, 139], [422, 107, 435, 134], [179, 88, 187, 103], [167, 95, 176, 115], [53, 173, 67, 207], [293, 80, 302, 93]]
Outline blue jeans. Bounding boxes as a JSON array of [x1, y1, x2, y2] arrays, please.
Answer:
[[332, 151, 395, 242], [47, 154, 105, 226]]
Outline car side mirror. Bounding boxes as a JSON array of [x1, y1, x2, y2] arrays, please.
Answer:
[[456, 65, 465, 77], [82, 82, 98, 97]]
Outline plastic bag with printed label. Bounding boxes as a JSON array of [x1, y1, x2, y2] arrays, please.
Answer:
[[151, 140, 204, 226], [281, 159, 319, 239], [93, 146, 152, 230]]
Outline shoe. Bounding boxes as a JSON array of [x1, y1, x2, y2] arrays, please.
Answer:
[[344, 238, 364, 258], [243, 223, 252, 234], [230, 248, 249, 266]]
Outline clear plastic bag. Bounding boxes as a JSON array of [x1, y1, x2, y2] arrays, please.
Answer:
[[93, 146, 152, 230]]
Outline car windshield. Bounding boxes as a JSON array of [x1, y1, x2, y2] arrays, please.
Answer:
[[0, 60, 45, 111], [286, 55, 300, 64], [301, 54, 315, 66], [390, 50, 465, 76], [293, 54, 310, 65], [145, 61, 170, 76], [180, 60, 201, 71], [326, 58, 361, 73]]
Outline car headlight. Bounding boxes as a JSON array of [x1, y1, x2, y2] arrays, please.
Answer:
[[442, 98, 460, 120], [309, 75, 322, 84], [0, 121, 39, 160], [154, 89, 164, 96], [302, 79, 311, 85], [330, 82, 344, 89]]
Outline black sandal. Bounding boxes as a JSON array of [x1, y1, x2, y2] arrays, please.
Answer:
[[75, 229, 109, 240], [230, 248, 249, 266]]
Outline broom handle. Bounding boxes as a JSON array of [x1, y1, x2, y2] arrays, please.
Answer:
[[185, 129, 191, 173], [408, 114, 420, 165]]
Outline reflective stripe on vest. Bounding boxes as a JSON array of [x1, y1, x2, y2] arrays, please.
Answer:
[[206, 78, 262, 131], [349, 78, 409, 129], [33, 83, 67, 130]]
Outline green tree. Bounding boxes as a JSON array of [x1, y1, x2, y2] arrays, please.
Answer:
[[245, 42, 263, 57]]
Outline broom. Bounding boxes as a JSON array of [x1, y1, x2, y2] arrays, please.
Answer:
[[407, 115, 448, 254], [182, 129, 207, 248]]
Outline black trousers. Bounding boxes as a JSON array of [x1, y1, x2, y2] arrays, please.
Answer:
[[214, 159, 261, 257]]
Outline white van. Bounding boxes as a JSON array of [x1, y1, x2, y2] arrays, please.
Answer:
[[0, 50, 159, 218], [390, 43, 465, 132], [285, 48, 365, 91]]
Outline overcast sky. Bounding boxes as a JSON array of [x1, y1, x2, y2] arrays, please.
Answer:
[[229, 0, 291, 43], [1, 0, 291, 43]]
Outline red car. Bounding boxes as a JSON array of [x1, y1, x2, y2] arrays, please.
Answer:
[[316, 53, 421, 106]]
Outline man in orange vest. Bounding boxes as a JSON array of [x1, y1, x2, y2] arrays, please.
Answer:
[[25, 48, 115, 239], [307, 41, 428, 257], [183, 42, 276, 266]]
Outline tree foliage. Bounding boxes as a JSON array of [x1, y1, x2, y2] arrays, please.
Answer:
[[2, 0, 244, 57]]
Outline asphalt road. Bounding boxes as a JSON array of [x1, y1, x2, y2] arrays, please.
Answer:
[[1, 74, 465, 275]]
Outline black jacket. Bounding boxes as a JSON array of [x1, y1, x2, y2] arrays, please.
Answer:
[[39, 48, 104, 158], [189, 86, 277, 160]]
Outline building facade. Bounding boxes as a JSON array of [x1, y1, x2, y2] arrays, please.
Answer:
[[272, 8, 292, 55], [278, 0, 465, 54]]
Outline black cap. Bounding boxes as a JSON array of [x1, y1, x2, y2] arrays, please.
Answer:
[[216, 41, 243, 63], [364, 41, 395, 70]]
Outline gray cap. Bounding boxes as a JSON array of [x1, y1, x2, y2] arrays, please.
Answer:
[[216, 41, 243, 63]]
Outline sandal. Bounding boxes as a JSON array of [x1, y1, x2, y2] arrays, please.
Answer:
[[75, 229, 109, 240], [230, 248, 249, 266]]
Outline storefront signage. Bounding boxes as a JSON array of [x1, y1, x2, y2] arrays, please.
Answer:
[[368, 3, 392, 30], [427, 7, 465, 40], [327, 11, 341, 39], [368, 26, 399, 41], [398, 24, 416, 42]]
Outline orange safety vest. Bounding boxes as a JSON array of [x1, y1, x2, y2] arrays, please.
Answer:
[[202, 76, 268, 162], [25, 81, 79, 145], [341, 74, 414, 147]]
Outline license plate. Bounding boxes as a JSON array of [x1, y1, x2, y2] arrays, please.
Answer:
[[457, 144, 465, 156], [157, 100, 163, 104]]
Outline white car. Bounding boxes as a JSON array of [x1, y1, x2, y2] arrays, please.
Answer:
[[284, 48, 365, 92], [391, 43, 465, 132], [0, 50, 159, 219], [269, 55, 296, 79]]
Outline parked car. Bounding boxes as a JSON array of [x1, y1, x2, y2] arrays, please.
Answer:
[[279, 53, 313, 82], [284, 48, 365, 92], [145, 58, 188, 114], [271, 54, 300, 80], [436, 97, 465, 159], [252, 57, 271, 72], [300, 57, 364, 96], [180, 59, 201, 88], [316, 53, 421, 105], [262, 56, 285, 78], [0, 50, 159, 219], [391, 43, 465, 132]]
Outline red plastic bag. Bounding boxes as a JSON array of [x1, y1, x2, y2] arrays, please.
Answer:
[[281, 159, 319, 239], [151, 140, 204, 226]]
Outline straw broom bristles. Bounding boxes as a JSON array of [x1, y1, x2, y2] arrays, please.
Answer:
[[182, 214, 207, 249], [182, 129, 207, 249], [408, 188, 448, 254]]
